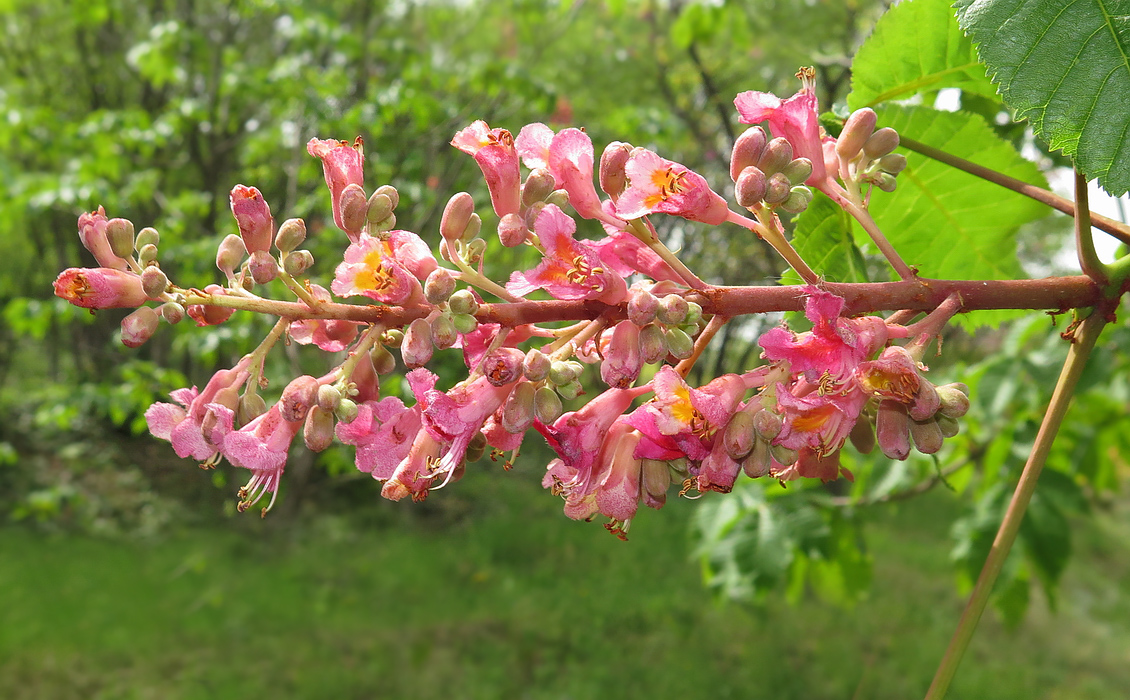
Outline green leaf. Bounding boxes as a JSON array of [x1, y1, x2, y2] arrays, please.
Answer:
[[786, 191, 871, 283], [866, 104, 1049, 329], [954, 0, 1130, 195], [847, 0, 998, 109]]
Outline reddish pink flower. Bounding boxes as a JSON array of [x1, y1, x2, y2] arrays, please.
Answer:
[[451, 120, 521, 218], [772, 382, 865, 458], [206, 402, 304, 514], [547, 128, 625, 227], [288, 284, 361, 352], [229, 185, 274, 253], [332, 232, 430, 305], [734, 72, 834, 189], [336, 396, 421, 480], [144, 356, 253, 462], [515, 122, 554, 169], [54, 267, 147, 309], [616, 148, 732, 226], [506, 204, 627, 304], [307, 137, 365, 240], [77, 207, 130, 271]]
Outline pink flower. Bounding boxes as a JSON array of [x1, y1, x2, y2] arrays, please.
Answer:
[[207, 402, 304, 515], [772, 382, 865, 458], [229, 185, 274, 253], [77, 207, 130, 271], [547, 128, 625, 227], [451, 120, 521, 218], [331, 232, 431, 305], [515, 122, 554, 169], [589, 208, 684, 283], [505, 204, 627, 304], [616, 148, 732, 225], [288, 284, 361, 352], [144, 356, 253, 462], [336, 396, 421, 480], [54, 267, 147, 309], [307, 137, 365, 239]]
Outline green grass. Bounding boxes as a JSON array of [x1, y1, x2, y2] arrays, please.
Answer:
[[2, 463, 1129, 700]]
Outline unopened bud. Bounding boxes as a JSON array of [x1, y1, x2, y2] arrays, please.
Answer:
[[639, 323, 667, 364], [441, 193, 475, 242], [366, 192, 394, 225], [849, 415, 876, 454], [735, 166, 768, 208], [936, 414, 960, 438], [757, 137, 794, 175], [665, 327, 693, 359], [599, 142, 632, 197], [936, 383, 970, 418], [523, 168, 557, 206], [375, 184, 399, 211], [627, 288, 660, 326], [545, 189, 570, 208], [722, 411, 757, 460], [910, 417, 943, 455], [769, 443, 798, 466], [317, 384, 342, 412], [451, 313, 478, 334], [910, 381, 941, 422], [448, 289, 479, 315], [274, 218, 307, 252], [283, 250, 314, 276], [763, 172, 792, 205], [753, 409, 782, 442], [216, 234, 247, 277], [524, 201, 547, 230], [401, 318, 434, 368], [303, 406, 335, 452], [339, 184, 368, 235], [372, 212, 397, 234], [501, 381, 537, 433], [534, 386, 563, 423], [779, 186, 813, 214], [684, 301, 703, 326], [876, 400, 911, 460], [248, 250, 278, 285], [782, 158, 813, 186], [464, 236, 486, 264], [558, 379, 583, 401], [335, 398, 359, 424], [120, 306, 159, 348], [497, 213, 528, 248], [522, 349, 551, 382], [237, 392, 267, 424], [383, 328, 404, 348], [730, 126, 767, 181], [656, 294, 688, 325], [863, 127, 900, 159], [878, 153, 907, 175], [600, 321, 642, 389], [548, 360, 578, 386], [836, 108, 878, 162], [280, 375, 320, 422], [424, 268, 456, 305], [873, 172, 898, 193], [141, 266, 168, 299], [160, 301, 185, 324], [431, 314, 458, 349], [462, 215, 483, 245], [370, 343, 397, 375], [135, 227, 160, 250], [466, 432, 488, 463], [743, 439, 772, 478], [138, 243, 159, 266], [105, 218, 136, 260]]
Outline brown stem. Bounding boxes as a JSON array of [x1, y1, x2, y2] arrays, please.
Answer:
[[675, 314, 728, 378], [900, 136, 1130, 247]]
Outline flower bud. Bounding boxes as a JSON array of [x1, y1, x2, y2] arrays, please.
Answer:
[[274, 218, 307, 252], [909, 381, 941, 422], [466, 432, 488, 463], [558, 379, 583, 401], [656, 294, 688, 325], [639, 323, 667, 364], [383, 328, 404, 347], [763, 172, 792, 205], [105, 218, 136, 260], [452, 313, 479, 334], [141, 266, 168, 299], [664, 327, 693, 359], [534, 386, 563, 423], [335, 398, 359, 424], [599, 142, 632, 198], [627, 288, 659, 326], [424, 268, 456, 305], [730, 126, 767, 181], [317, 384, 342, 412], [448, 289, 479, 315], [753, 409, 782, 442], [722, 410, 757, 460], [770, 444, 798, 466], [779, 186, 813, 214], [401, 318, 434, 369], [371, 212, 397, 234], [248, 250, 278, 285], [849, 415, 875, 454], [524, 201, 547, 230], [431, 313, 458, 349], [339, 183, 368, 235], [936, 383, 971, 419], [863, 127, 900, 160], [501, 381, 537, 434], [283, 250, 314, 276], [138, 243, 158, 266], [743, 439, 772, 478], [441, 192, 475, 242], [497, 213, 528, 248], [757, 137, 794, 176], [936, 414, 960, 438], [910, 417, 944, 455], [229, 185, 274, 253], [160, 301, 185, 324], [238, 392, 267, 425], [545, 189, 569, 208], [523, 168, 557, 206], [366, 192, 394, 225], [735, 166, 768, 208], [216, 234, 247, 277], [280, 375, 320, 422], [878, 153, 907, 175], [464, 236, 486, 264], [873, 172, 898, 193], [522, 349, 551, 382], [782, 158, 813, 186], [600, 321, 642, 389], [135, 226, 160, 250], [876, 400, 911, 460], [54, 267, 148, 310], [684, 301, 703, 325], [304, 406, 335, 452], [548, 360, 578, 386], [375, 184, 399, 211], [120, 306, 159, 348], [835, 108, 878, 162]]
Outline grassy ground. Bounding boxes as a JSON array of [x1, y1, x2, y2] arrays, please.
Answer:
[[2, 461, 1129, 700]]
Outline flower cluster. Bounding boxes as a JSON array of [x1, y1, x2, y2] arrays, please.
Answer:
[[54, 71, 962, 534]]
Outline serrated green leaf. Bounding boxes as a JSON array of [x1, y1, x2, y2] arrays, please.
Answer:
[[847, 0, 998, 109], [785, 191, 871, 283], [954, 0, 1130, 195], [866, 105, 1049, 329]]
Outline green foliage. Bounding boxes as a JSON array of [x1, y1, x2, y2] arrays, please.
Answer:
[[955, 0, 1130, 195], [786, 191, 870, 284]]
